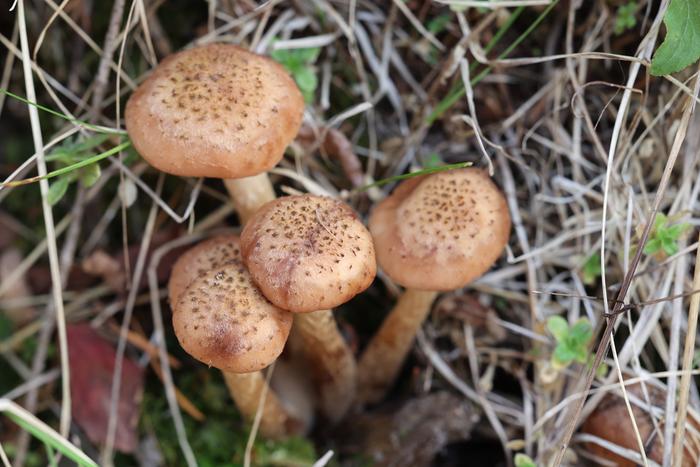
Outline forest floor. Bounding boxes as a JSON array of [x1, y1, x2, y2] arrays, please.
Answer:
[[2, 1, 700, 466]]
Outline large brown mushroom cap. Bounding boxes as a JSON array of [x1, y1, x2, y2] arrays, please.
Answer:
[[369, 168, 510, 291], [125, 43, 304, 179], [240, 195, 376, 312], [169, 235, 293, 373]]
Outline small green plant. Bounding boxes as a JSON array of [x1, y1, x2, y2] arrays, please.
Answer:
[[614, 2, 637, 35], [426, 13, 452, 35], [693, 349, 700, 368], [514, 453, 537, 467], [651, 0, 700, 75], [141, 371, 317, 467], [46, 135, 109, 205], [270, 46, 321, 103], [423, 152, 444, 169], [642, 213, 690, 258], [546, 316, 593, 370], [581, 252, 602, 285], [595, 361, 609, 379]]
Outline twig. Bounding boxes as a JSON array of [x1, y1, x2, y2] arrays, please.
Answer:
[[102, 174, 161, 464], [148, 235, 208, 467], [672, 232, 700, 466], [244, 361, 276, 467], [16, 0, 71, 442], [0, 441, 10, 467], [88, 0, 126, 119]]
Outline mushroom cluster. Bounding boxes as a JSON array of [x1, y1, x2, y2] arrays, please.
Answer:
[[169, 234, 307, 438], [168, 194, 376, 434], [126, 42, 512, 440]]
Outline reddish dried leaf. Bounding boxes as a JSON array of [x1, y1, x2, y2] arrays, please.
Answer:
[[68, 324, 144, 453]]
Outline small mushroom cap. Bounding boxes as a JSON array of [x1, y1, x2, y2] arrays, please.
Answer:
[[369, 168, 510, 291], [125, 43, 304, 179], [168, 234, 241, 306], [240, 195, 376, 312], [169, 235, 292, 373]]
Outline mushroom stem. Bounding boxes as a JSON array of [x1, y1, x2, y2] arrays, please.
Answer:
[[294, 310, 356, 423], [223, 174, 276, 225], [222, 370, 304, 439], [356, 289, 439, 406]]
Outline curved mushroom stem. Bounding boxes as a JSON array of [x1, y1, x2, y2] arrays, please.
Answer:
[[223, 174, 285, 435], [356, 289, 439, 406], [224, 173, 276, 224], [294, 310, 356, 423], [222, 370, 306, 439]]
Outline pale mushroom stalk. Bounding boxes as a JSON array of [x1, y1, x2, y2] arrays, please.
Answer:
[[222, 371, 299, 439], [169, 235, 311, 438], [356, 169, 511, 406], [356, 289, 438, 404], [241, 195, 377, 423], [223, 174, 276, 225], [293, 310, 357, 422]]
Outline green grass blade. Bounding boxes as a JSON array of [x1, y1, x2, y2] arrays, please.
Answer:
[[1, 400, 97, 467], [355, 161, 472, 192], [44, 141, 130, 179], [0, 88, 126, 135], [427, 1, 559, 124], [2, 141, 131, 187]]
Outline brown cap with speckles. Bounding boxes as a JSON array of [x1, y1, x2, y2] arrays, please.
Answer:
[[168, 234, 242, 306], [125, 43, 304, 179], [169, 235, 293, 373], [369, 168, 510, 291], [240, 195, 376, 313]]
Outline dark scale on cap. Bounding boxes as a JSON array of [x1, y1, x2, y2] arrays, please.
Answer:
[[369, 168, 511, 291], [240, 195, 377, 313], [399, 173, 494, 245], [169, 235, 292, 373]]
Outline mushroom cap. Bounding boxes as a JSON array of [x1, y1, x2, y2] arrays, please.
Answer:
[[125, 43, 304, 179], [168, 234, 240, 306], [582, 383, 700, 466], [369, 168, 510, 291], [169, 235, 293, 373], [240, 195, 376, 312]]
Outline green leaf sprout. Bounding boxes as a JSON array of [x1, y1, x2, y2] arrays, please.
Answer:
[[614, 2, 637, 35], [546, 316, 593, 370], [581, 252, 602, 285], [271, 45, 321, 103], [643, 213, 690, 258]]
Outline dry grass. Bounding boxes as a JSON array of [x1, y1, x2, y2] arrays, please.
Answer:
[[1, 1, 700, 466]]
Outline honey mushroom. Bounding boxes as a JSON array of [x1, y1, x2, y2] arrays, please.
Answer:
[[356, 168, 511, 406], [240, 195, 376, 423], [169, 235, 310, 438], [125, 43, 304, 223]]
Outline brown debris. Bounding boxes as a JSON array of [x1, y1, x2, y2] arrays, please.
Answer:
[[297, 124, 365, 188], [338, 392, 479, 466]]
